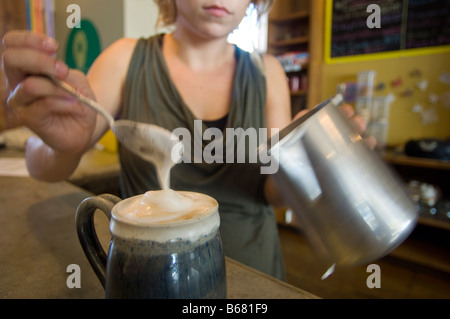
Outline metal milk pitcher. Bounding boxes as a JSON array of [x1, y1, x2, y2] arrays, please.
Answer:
[[260, 94, 418, 266]]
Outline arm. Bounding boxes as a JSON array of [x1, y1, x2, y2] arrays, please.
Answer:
[[3, 31, 96, 182], [86, 37, 138, 146], [261, 54, 292, 207], [25, 135, 84, 182], [3, 31, 136, 182]]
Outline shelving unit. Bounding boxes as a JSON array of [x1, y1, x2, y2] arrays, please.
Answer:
[[267, 0, 318, 117], [383, 151, 450, 231], [380, 151, 450, 273], [0, 1, 27, 132]]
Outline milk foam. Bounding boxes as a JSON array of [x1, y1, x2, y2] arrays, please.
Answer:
[[116, 189, 216, 225]]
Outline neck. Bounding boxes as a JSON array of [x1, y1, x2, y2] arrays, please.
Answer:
[[165, 29, 234, 71]]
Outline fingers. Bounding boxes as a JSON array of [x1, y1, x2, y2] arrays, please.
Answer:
[[13, 95, 68, 127], [338, 104, 377, 149], [65, 69, 94, 95], [348, 113, 367, 134], [338, 103, 355, 118], [293, 109, 308, 121], [293, 103, 378, 150], [7, 75, 91, 129], [11, 93, 91, 134], [8, 76, 67, 108], [2, 31, 69, 90], [3, 49, 69, 88], [364, 135, 377, 150], [3, 30, 58, 52], [2, 31, 83, 126], [338, 104, 366, 134], [294, 104, 367, 134]]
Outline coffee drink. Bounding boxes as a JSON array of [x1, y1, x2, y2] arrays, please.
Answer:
[[107, 190, 225, 298], [116, 189, 215, 225], [105, 227, 225, 298], [76, 190, 226, 299]]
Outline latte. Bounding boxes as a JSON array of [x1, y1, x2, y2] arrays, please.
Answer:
[[110, 189, 219, 242]]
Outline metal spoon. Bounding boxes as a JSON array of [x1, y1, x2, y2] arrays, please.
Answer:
[[47, 75, 183, 189]]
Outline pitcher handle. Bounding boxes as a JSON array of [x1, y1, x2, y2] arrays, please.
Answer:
[[75, 194, 121, 288]]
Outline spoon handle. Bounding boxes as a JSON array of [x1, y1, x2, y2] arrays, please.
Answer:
[[46, 75, 115, 127]]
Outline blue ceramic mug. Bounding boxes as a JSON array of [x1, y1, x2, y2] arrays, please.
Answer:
[[75, 191, 226, 299]]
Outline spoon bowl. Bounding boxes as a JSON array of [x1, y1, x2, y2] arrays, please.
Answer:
[[112, 120, 182, 188]]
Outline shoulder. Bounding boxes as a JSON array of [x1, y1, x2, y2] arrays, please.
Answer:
[[98, 38, 138, 66], [261, 54, 285, 78], [246, 51, 285, 79], [260, 53, 291, 130], [87, 38, 139, 123], [260, 53, 290, 99], [88, 37, 138, 86], [87, 38, 139, 85]]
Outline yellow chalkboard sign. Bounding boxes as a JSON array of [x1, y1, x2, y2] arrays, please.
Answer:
[[325, 0, 450, 63]]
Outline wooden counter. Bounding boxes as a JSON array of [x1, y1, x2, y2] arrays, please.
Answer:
[[0, 176, 318, 299]]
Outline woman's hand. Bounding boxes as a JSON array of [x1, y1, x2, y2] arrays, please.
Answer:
[[2, 30, 97, 156], [293, 103, 377, 149], [2, 30, 99, 181], [337, 103, 377, 149]]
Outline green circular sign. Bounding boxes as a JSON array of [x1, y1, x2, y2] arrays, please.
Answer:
[[65, 19, 101, 74]]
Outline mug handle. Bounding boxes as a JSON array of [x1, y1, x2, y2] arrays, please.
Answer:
[[75, 194, 121, 288]]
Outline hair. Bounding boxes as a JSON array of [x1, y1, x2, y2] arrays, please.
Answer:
[[154, 0, 275, 27]]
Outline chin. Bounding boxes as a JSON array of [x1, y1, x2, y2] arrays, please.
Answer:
[[196, 23, 237, 40], [177, 15, 239, 40]]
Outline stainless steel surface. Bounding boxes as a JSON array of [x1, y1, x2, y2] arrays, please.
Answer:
[[261, 94, 418, 266], [47, 75, 181, 185]]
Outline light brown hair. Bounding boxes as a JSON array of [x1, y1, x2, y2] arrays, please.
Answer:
[[154, 0, 275, 27]]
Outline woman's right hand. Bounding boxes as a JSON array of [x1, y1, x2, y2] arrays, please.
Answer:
[[2, 30, 97, 156]]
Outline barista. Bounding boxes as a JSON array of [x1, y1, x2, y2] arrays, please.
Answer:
[[2, 0, 373, 279]]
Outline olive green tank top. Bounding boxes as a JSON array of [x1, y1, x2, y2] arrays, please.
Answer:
[[120, 34, 285, 279]]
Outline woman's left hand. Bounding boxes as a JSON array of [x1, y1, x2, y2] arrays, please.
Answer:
[[293, 104, 377, 149], [338, 104, 377, 149]]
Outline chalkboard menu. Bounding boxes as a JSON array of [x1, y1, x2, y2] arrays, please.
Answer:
[[325, 0, 450, 62]]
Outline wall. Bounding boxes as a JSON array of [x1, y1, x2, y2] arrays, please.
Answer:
[[320, 52, 450, 147], [317, 0, 450, 148], [54, 0, 120, 61], [54, 0, 159, 59], [123, 0, 159, 39]]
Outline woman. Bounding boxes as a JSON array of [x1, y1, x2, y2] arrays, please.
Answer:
[[2, 0, 370, 279]]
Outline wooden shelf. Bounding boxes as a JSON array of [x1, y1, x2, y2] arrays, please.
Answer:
[[269, 10, 309, 24], [419, 216, 450, 232], [389, 224, 450, 274], [383, 151, 450, 171], [286, 64, 308, 73], [269, 36, 309, 48], [382, 150, 450, 233], [268, 1, 313, 114], [290, 90, 307, 97], [277, 212, 450, 275]]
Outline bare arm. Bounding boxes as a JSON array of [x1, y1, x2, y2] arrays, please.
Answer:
[[86, 38, 138, 146], [2, 31, 136, 182], [262, 54, 292, 207]]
